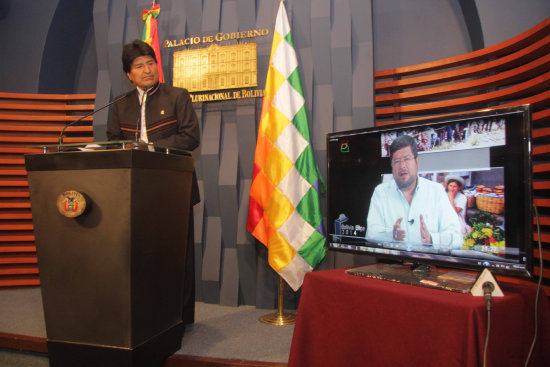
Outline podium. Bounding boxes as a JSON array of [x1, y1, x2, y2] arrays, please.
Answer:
[[25, 146, 194, 367]]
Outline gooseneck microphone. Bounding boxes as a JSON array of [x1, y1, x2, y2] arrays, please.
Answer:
[[482, 280, 495, 367], [58, 91, 132, 146], [482, 281, 495, 311]]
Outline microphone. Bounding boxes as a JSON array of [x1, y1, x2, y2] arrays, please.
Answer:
[[408, 219, 414, 224], [482, 281, 495, 311], [58, 91, 132, 146]]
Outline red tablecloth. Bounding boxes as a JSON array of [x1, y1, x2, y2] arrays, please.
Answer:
[[288, 267, 550, 367]]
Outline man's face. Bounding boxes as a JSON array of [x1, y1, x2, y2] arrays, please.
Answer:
[[126, 55, 159, 90], [391, 146, 418, 190]]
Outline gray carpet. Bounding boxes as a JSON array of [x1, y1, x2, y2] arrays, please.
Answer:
[[0, 287, 294, 364]]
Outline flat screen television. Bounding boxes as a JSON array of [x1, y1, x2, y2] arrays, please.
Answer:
[[327, 105, 533, 290]]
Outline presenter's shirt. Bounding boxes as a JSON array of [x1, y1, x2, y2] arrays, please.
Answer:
[[366, 176, 463, 249]]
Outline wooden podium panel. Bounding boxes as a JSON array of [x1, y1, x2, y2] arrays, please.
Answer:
[[25, 149, 194, 367]]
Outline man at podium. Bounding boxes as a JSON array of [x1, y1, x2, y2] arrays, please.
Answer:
[[106, 40, 200, 327]]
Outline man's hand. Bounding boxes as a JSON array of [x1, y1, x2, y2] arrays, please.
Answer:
[[393, 217, 406, 241], [419, 214, 432, 244]]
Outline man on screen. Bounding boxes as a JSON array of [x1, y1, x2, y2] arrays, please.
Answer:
[[366, 135, 463, 250]]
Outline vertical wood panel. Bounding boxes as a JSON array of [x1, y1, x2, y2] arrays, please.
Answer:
[[91, 1, 112, 140], [236, 179, 257, 304], [236, 102, 257, 180], [237, 0, 256, 29], [202, 217, 222, 282], [193, 181, 205, 302], [218, 118, 239, 250], [350, 0, 375, 129], [331, 51, 352, 118], [331, 0, 353, 131], [220, 0, 239, 32], [107, 0, 133, 98], [202, 0, 222, 34], [201, 108, 222, 213], [220, 248, 239, 306], [182, 0, 203, 35], [310, 0, 332, 85], [293, 1, 313, 117]]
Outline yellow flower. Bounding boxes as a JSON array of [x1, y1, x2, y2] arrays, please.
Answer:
[[462, 238, 475, 250], [481, 228, 493, 237]]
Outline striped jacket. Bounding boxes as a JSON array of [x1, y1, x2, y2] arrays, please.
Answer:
[[107, 82, 200, 151]]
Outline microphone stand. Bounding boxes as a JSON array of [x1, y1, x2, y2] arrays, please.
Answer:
[[58, 92, 132, 150]]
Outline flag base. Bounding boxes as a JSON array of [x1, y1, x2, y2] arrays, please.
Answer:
[[258, 276, 296, 325], [259, 311, 296, 325]]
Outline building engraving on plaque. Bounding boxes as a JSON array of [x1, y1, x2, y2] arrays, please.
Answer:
[[173, 43, 257, 93]]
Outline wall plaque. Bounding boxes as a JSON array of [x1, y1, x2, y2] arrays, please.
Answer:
[[173, 43, 257, 93]]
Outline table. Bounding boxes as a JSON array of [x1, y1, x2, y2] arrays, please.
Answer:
[[288, 267, 550, 367]]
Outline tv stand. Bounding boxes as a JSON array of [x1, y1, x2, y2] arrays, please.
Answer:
[[410, 263, 432, 274], [346, 262, 477, 293]]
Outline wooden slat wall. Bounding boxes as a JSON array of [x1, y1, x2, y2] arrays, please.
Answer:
[[0, 92, 95, 287], [375, 17, 550, 293]]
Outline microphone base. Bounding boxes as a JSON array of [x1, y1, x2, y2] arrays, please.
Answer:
[[471, 269, 504, 297]]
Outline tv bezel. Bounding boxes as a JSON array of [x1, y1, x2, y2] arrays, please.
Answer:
[[326, 105, 533, 278]]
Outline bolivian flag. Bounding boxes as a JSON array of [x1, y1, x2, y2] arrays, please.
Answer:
[[247, 1, 326, 291], [142, 1, 164, 83]]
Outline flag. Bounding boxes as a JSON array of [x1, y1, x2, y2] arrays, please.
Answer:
[[142, 1, 164, 83], [247, 1, 326, 291]]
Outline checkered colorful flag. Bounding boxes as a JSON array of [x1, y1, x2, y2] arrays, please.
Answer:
[[247, 1, 326, 291]]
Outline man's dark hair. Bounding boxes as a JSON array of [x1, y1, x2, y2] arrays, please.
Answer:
[[389, 135, 418, 159], [122, 40, 156, 73]]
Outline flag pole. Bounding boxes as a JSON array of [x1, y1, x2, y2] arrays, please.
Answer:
[[259, 276, 296, 325]]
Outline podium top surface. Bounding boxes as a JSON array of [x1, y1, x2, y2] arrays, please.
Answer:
[[24, 148, 195, 173], [29, 141, 192, 155]]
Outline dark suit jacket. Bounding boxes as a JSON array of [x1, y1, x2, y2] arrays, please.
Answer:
[[107, 82, 201, 204]]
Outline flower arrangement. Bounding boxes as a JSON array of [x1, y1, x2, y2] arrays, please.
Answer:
[[462, 211, 505, 255]]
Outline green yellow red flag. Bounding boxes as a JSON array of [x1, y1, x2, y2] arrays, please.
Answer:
[[142, 1, 164, 83]]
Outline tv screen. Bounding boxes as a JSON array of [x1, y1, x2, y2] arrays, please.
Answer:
[[327, 105, 533, 279]]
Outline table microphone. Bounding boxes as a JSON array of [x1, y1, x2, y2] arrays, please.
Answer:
[[58, 91, 133, 146], [482, 281, 495, 311]]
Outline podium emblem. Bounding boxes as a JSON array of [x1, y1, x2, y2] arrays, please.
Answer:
[[56, 190, 87, 218]]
